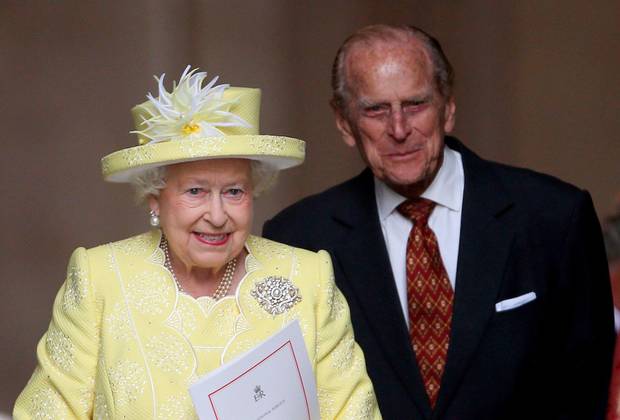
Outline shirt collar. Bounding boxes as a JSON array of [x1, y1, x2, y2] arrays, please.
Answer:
[[374, 145, 464, 222]]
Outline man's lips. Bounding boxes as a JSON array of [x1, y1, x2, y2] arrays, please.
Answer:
[[193, 232, 229, 246], [386, 148, 422, 161]]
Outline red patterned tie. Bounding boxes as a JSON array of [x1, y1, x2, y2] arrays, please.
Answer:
[[398, 198, 454, 407]]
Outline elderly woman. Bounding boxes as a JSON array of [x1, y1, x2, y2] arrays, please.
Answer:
[[14, 67, 380, 419]]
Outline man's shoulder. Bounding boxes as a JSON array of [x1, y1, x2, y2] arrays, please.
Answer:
[[489, 159, 583, 202], [269, 170, 371, 221], [451, 137, 584, 205], [464, 152, 594, 234], [263, 170, 372, 248]]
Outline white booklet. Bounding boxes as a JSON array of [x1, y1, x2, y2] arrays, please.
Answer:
[[189, 320, 320, 420]]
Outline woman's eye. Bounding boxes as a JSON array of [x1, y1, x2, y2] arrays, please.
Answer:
[[225, 188, 245, 199], [187, 187, 203, 195]]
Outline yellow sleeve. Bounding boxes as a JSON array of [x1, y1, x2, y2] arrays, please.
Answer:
[[314, 250, 382, 420], [14, 247, 100, 419]]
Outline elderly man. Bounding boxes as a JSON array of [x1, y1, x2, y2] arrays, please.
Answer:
[[264, 24, 614, 419]]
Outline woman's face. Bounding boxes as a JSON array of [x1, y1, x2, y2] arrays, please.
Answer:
[[150, 158, 253, 274]]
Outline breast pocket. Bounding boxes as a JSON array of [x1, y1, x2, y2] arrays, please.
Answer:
[[495, 291, 537, 312]]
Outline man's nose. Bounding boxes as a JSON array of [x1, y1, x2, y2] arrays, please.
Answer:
[[388, 108, 411, 141]]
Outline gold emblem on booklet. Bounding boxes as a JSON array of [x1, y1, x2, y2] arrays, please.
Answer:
[[253, 385, 266, 402]]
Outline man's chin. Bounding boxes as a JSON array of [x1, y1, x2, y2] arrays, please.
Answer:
[[382, 174, 429, 197], [382, 167, 426, 185]]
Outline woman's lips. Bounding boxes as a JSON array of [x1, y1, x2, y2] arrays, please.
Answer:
[[193, 232, 229, 246]]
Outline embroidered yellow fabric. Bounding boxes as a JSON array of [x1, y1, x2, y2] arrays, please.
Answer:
[[13, 231, 381, 419]]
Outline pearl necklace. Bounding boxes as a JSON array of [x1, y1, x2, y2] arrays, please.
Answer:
[[161, 236, 236, 300]]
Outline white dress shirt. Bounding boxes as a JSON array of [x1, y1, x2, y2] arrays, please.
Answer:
[[375, 146, 465, 325]]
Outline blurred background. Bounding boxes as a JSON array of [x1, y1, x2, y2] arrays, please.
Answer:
[[1, 0, 619, 412]]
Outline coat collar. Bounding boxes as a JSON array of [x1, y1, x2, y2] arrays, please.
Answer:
[[328, 137, 515, 418], [433, 137, 515, 417], [107, 231, 304, 373], [329, 169, 432, 417], [103, 231, 319, 415]]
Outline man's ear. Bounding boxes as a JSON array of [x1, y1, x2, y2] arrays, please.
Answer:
[[334, 108, 357, 148], [443, 97, 456, 133]]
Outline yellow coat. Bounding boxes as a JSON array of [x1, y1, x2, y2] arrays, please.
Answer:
[[14, 231, 380, 419]]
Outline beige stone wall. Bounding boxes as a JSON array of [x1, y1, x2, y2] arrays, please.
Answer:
[[1, 0, 618, 410]]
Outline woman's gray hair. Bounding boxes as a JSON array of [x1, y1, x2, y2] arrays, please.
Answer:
[[131, 166, 167, 204], [130, 160, 278, 204]]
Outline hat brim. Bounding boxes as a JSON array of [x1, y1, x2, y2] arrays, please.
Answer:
[[101, 135, 305, 183]]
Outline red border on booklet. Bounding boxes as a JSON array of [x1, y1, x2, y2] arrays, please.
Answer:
[[207, 340, 311, 420]]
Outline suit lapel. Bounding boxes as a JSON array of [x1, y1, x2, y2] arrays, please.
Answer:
[[433, 138, 515, 417], [331, 170, 433, 418], [330, 141, 516, 418]]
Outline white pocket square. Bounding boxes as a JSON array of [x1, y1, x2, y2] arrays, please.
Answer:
[[495, 291, 537, 312]]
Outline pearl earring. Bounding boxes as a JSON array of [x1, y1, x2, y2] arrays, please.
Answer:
[[149, 210, 160, 227]]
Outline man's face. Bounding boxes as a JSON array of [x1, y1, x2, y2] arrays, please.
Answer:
[[336, 40, 455, 197]]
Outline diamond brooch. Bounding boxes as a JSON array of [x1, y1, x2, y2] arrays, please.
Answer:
[[251, 276, 302, 316]]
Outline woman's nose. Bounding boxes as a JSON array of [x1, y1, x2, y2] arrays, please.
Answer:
[[203, 196, 227, 227]]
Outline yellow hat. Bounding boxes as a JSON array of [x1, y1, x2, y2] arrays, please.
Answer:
[[101, 66, 305, 182]]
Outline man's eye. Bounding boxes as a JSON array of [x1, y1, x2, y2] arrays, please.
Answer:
[[364, 105, 385, 115], [403, 100, 428, 110]]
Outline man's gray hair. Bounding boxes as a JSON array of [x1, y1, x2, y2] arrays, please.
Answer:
[[130, 160, 278, 204], [331, 24, 455, 114]]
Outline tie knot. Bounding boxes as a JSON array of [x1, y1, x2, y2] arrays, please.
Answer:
[[397, 198, 436, 225]]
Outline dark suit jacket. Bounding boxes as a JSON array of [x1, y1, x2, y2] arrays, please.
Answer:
[[263, 137, 615, 419]]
